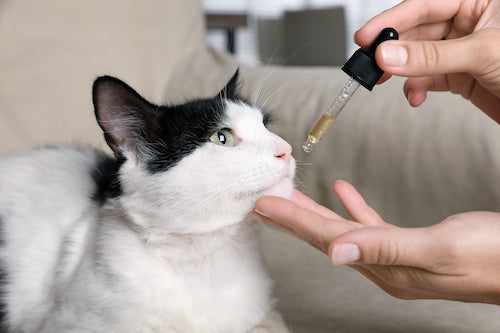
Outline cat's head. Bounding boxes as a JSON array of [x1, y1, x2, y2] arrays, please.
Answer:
[[92, 71, 295, 235]]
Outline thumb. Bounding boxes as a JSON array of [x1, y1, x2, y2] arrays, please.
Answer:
[[375, 32, 489, 77], [329, 226, 437, 268]]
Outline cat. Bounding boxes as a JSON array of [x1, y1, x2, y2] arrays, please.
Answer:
[[0, 71, 295, 332]]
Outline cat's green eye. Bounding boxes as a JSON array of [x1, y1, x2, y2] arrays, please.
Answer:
[[209, 129, 235, 147]]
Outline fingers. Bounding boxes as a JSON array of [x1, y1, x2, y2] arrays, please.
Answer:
[[257, 214, 323, 252], [398, 21, 453, 41], [289, 190, 342, 220], [376, 38, 470, 77], [355, 0, 461, 48], [377, 28, 500, 78], [374, 21, 450, 87], [402, 75, 448, 107], [332, 180, 385, 226], [255, 196, 356, 254], [329, 226, 437, 269]]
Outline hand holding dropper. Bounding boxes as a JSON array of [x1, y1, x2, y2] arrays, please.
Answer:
[[303, 28, 398, 153]]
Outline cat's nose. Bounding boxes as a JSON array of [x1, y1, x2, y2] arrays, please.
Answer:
[[274, 143, 292, 164]]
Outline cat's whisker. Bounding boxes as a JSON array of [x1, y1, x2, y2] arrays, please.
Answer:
[[257, 82, 295, 112], [292, 179, 306, 193], [252, 70, 274, 109], [295, 159, 314, 166], [2, 73, 294, 331]]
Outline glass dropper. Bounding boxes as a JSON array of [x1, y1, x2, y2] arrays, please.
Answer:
[[302, 77, 360, 152], [302, 27, 399, 153]]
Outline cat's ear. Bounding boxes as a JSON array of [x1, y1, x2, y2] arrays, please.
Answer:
[[92, 76, 159, 159], [218, 69, 240, 99]]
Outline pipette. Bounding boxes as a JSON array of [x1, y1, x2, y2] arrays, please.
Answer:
[[302, 27, 399, 153]]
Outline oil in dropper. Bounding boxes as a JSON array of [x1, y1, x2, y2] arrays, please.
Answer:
[[302, 27, 398, 153], [303, 77, 360, 152]]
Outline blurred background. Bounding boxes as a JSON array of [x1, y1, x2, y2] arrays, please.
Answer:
[[204, 0, 400, 65]]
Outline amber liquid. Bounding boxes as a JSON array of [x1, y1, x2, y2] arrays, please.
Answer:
[[310, 114, 336, 141], [302, 114, 336, 153]]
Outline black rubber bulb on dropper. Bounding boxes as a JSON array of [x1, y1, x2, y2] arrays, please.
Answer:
[[342, 27, 399, 91]]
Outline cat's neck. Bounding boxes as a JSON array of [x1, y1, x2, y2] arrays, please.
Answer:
[[100, 200, 260, 264]]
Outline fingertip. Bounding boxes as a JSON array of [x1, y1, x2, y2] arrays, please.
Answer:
[[255, 195, 305, 220], [332, 179, 346, 189], [355, 13, 400, 50], [254, 196, 301, 228], [254, 196, 265, 209], [331, 180, 348, 196], [331, 180, 363, 208], [254, 195, 279, 215], [328, 227, 372, 265], [253, 208, 270, 219], [376, 41, 409, 70], [407, 89, 426, 107], [353, 28, 363, 46], [404, 79, 428, 107], [330, 243, 361, 266], [354, 26, 377, 49], [332, 180, 357, 197]]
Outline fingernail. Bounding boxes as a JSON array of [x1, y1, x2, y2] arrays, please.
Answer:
[[407, 89, 414, 103], [379, 43, 408, 67], [331, 244, 360, 266], [254, 209, 270, 219]]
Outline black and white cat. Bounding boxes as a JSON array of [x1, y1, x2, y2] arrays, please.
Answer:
[[0, 72, 295, 332]]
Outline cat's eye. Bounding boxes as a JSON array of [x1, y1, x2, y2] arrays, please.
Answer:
[[209, 129, 235, 147]]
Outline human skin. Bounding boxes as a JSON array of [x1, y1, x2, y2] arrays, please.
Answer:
[[255, 0, 500, 304], [255, 181, 500, 305], [355, 0, 500, 123]]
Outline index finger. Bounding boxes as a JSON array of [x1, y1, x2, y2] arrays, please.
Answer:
[[255, 196, 357, 254], [355, 0, 461, 48], [289, 190, 342, 220]]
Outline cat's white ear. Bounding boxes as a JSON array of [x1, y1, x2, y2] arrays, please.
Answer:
[[92, 76, 158, 158]]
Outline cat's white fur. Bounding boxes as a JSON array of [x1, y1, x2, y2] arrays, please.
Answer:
[[0, 101, 295, 332]]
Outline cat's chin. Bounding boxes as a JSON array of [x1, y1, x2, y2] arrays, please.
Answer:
[[259, 158, 295, 199], [260, 176, 294, 200]]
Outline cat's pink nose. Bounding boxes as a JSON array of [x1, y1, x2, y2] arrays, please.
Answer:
[[275, 144, 292, 164]]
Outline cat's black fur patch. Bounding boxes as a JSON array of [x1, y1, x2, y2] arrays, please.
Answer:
[[0, 268, 7, 333], [146, 70, 250, 173], [93, 69, 266, 174], [0, 216, 4, 249], [91, 152, 123, 205], [262, 110, 272, 127], [0, 216, 7, 332], [145, 96, 228, 173]]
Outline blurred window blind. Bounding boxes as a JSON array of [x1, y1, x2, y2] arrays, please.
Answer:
[[203, 0, 401, 64]]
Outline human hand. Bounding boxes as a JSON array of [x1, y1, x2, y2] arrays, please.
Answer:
[[355, 0, 500, 123], [255, 180, 500, 305]]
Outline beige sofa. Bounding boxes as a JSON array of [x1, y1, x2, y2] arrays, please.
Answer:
[[1, 1, 500, 332]]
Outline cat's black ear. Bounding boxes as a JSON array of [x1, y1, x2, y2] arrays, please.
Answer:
[[218, 69, 240, 99], [92, 76, 159, 158]]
